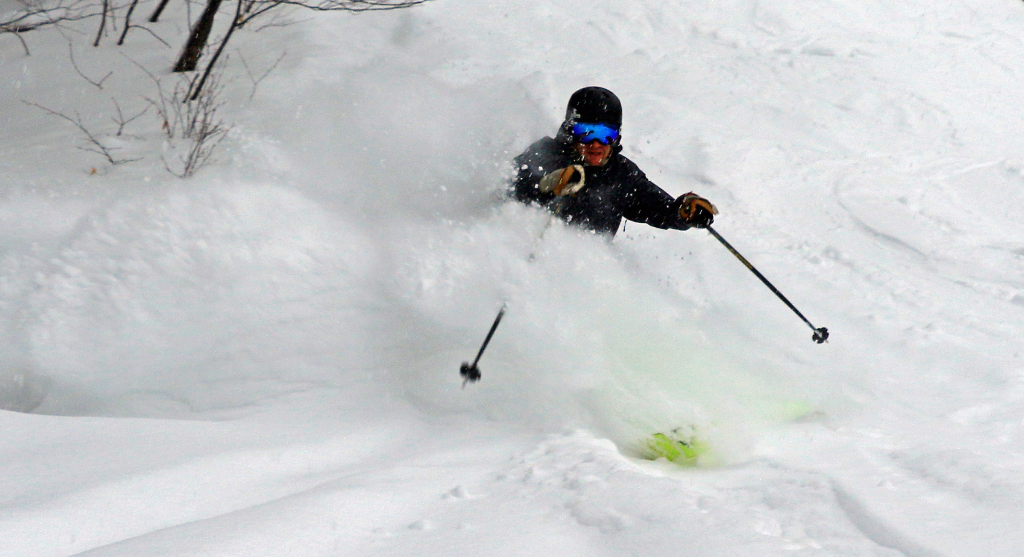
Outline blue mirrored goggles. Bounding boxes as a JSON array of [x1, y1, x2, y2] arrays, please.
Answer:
[[571, 122, 620, 145]]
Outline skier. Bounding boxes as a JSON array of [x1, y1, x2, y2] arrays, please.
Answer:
[[511, 86, 717, 236]]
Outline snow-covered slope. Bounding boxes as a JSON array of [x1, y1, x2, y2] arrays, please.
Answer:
[[2, 0, 1024, 555]]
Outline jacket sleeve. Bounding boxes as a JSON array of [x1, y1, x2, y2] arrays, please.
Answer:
[[617, 164, 692, 230], [510, 137, 568, 206], [511, 156, 555, 205]]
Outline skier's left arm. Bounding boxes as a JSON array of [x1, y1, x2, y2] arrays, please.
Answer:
[[618, 165, 717, 230]]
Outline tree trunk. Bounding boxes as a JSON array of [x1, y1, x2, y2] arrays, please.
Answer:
[[189, 0, 242, 100], [173, 0, 224, 72], [148, 0, 172, 22]]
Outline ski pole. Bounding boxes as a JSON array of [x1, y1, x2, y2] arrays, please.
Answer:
[[706, 225, 829, 344], [460, 303, 506, 387], [459, 211, 558, 387]]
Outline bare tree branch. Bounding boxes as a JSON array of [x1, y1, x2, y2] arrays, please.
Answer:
[[254, 0, 427, 12], [1, 0, 102, 38], [124, 23, 171, 47], [237, 48, 285, 100], [92, 0, 108, 46], [117, 0, 139, 44], [10, 29, 30, 54], [110, 98, 150, 136], [243, 7, 298, 32], [172, 0, 431, 80], [67, 41, 112, 89], [128, 56, 176, 137], [161, 73, 231, 177], [25, 101, 142, 165], [133, 64, 230, 177], [236, 0, 428, 27]]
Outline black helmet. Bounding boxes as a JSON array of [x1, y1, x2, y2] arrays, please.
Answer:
[[565, 86, 622, 128]]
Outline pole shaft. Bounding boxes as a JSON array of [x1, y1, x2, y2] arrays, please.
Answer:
[[471, 304, 506, 368], [706, 226, 818, 332]]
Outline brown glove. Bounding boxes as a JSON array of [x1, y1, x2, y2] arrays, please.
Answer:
[[678, 192, 718, 228], [538, 165, 586, 196]]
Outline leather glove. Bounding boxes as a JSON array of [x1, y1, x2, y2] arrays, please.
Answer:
[[538, 165, 586, 196], [677, 192, 718, 228]]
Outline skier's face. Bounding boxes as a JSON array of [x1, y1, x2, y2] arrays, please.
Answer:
[[577, 140, 612, 167]]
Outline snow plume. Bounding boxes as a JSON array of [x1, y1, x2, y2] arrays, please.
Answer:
[[21, 183, 379, 416], [376, 203, 820, 459], [226, 14, 832, 456]]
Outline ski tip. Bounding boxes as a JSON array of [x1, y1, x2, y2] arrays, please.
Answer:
[[642, 431, 709, 466]]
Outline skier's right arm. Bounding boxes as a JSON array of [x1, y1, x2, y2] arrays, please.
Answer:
[[510, 137, 570, 205], [511, 159, 556, 205]]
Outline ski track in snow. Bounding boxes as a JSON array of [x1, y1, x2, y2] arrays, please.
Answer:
[[2, 0, 1024, 555]]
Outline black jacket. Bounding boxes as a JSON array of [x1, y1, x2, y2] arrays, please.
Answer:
[[511, 135, 692, 236]]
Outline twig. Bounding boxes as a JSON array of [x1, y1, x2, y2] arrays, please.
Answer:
[[126, 24, 172, 47], [10, 30, 30, 55], [249, 15, 301, 32], [110, 99, 150, 136], [140, 68, 230, 177], [235, 0, 430, 27], [237, 3, 295, 29], [68, 41, 112, 89], [160, 153, 184, 178], [25, 101, 142, 165], [124, 54, 175, 136], [237, 49, 285, 100]]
